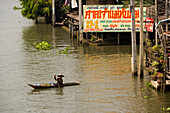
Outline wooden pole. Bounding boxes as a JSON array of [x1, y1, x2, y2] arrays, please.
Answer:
[[72, 20, 74, 40], [96, 32, 98, 39], [79, 0, 83, 42], [77, 29, 79, 44], [69, 20, 71, 38], [130, 0, 138, 76], [155, 0, 158, 45], [163, 35, 167, 92], [52, 0, 55, 26], [86, 32, 88, 45], [118, 32, 120, 45], [139, 0, 144, 77], [166, 0, 168, 38]]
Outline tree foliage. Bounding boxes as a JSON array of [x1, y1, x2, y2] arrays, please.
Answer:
[[20, 0, 52, 20]]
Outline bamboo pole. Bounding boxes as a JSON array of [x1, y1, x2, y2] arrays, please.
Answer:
[[130, 0, 138, 76], [155, 0, 158, 45], [139, 0, 144, 77]]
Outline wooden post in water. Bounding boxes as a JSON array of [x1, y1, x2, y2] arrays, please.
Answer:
[[86, 32, 88, 45], [72, 20, 74, 40], [130, 0, 138, 76], [163, 35, 167, 92], [155, 0, 158, 45], [52, 0, 55, 27], [118, 32, 120, 45], [79, 0, 83, 43], [69, 19, 71, 38], [77, 29, 79, 44], [139, 0, 144, 77]]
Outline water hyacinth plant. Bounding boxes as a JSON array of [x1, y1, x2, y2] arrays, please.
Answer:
[[34, 41, 51, 50], [56, 46, 71, 54]]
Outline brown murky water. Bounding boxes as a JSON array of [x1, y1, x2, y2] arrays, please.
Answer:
[[0, 0, 170, 113]]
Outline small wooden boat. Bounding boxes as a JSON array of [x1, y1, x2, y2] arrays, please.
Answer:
[[28, 82, 80, 89]]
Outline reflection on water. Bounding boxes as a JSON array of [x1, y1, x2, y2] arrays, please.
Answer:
[[29, 88, 64, 96], [0, 0, 170, 113]]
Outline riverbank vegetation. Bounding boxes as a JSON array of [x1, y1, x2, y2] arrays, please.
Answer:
[[19, 0, 52, 22], [16, 0, 66, 23]]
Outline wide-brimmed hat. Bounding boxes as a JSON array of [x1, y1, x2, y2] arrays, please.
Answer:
[[57, 73, 64, 77]]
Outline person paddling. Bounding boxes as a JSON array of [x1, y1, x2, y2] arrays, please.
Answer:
[[54, 74, 64, 88]]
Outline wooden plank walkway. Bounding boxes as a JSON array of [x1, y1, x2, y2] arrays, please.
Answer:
[[66, 13, 80, 21]]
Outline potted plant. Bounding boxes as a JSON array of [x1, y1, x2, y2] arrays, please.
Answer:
[[159, 51, 164, 62], [157, 73, 163, 85], [151, 71, 158, 81], [145, 38, 152, 47], [151, 61, 159, 68], [152, 45, 161, 53]]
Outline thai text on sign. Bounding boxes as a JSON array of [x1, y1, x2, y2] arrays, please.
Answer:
[[83, 5, 147, 32]]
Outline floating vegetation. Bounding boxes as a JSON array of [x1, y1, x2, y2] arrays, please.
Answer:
[[34, 41, 51, 50], [89, 58, 94, 61], [56, 46, 71, 54], [145, 82, 151, 87], [162, 107, 170, 112], [144, 96, 149, 99]]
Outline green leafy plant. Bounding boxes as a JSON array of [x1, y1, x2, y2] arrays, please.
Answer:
[[151, 71, 158, 81], [57, 46, 71, 54], [167, 107, 170, 111], [34, 41, 51, 50], [145, 38, 152, 47], [62, 4, 71, 12], [19, 0, 52, 21], [152, 45, 161, 52], [144, 96, 149, 99], [13, 6, 22, 10], [159, 52, 164, 61], [145, 82, 151, 87], [157, 73, 163, 79], [151, 61, 159, 68], [89, 58, 93, 61], [90, 35, 97, 42], [162, 107, 170, 111]]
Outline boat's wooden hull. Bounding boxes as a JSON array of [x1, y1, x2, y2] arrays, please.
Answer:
[[28, 82, 80, 89]]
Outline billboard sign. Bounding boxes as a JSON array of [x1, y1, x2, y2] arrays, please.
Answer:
[[83, 5, 147, 32]]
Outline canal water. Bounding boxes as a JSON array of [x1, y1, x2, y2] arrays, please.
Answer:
[[0, 0, 170, 113]]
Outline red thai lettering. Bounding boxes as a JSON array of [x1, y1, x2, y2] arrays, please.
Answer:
[[84, 10, 91, 19]]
